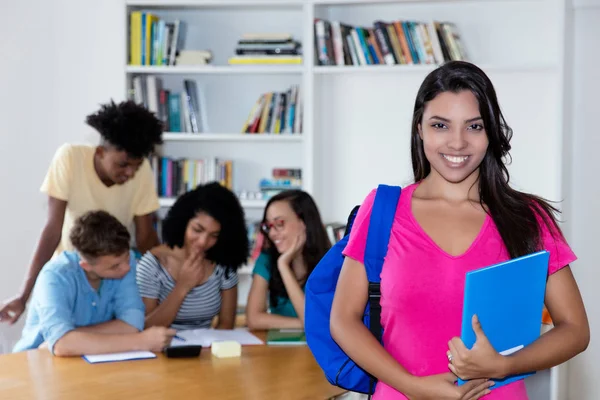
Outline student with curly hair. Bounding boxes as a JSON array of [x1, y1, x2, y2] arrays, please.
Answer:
[[136, 182, 249, 330], [246, 190, 331, 330], [0, 100, 163, 325], [13, 211, 175, 356]]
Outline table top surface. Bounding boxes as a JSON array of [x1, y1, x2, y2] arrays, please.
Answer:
[[0, 332, 346, 400]]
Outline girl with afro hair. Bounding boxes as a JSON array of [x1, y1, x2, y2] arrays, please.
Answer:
[[136, 182, 249, 330]]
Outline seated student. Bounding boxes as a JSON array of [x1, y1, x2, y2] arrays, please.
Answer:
[[136, 182, 249, 330], [13, 211, 175, 356], [0, 100, 163, 325], [246, 190, 331, 330]]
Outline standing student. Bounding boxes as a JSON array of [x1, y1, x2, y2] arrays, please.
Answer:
[[0, 100, 163, 325], [136, 182, 249, 330], [13, 211, 175, 356], [330, 61, 589, 399], [246, 190, 331, 330]]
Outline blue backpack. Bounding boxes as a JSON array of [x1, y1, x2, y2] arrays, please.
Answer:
[[305, 184, 402, 395]]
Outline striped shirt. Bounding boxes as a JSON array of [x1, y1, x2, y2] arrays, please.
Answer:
[[136, 252, 238, 330]]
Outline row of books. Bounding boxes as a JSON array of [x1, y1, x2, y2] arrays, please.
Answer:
[[229, 33, 303, 65], [241, 85, 303, 134], [314, 19, 467, 66], [325, 222, 347, 244], [131, 75, 208, 133], [129, 12, 182, 66], [247, 220, 264, 260], [151, 157, 233, 198], [128, 14, 465, 68], [258, 168, 303, 201]]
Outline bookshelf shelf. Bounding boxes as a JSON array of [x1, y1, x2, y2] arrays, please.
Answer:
[[312, 0, 545, 4], [312, 64, 557, 75], [162, 133, 303, 142], [126, 0, 304, 7], [125, 65, 304, 75], [159, 197, 267, 208]]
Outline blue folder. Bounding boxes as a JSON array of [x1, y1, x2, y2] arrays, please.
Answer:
[[457, 250, 549, 389]]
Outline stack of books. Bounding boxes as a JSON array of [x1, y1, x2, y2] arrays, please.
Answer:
[[266, 329, 306, 346], [229, 33, 302, 65]]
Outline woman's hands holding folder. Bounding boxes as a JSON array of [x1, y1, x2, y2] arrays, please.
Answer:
[[447, 314, 508, 381], [408, 372, 493, 400]]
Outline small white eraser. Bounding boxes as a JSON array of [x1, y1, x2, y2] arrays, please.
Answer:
[[211, 341, 241, 358]]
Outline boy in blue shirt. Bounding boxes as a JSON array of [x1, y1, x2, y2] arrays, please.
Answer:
[[13, 210, 175, 356]]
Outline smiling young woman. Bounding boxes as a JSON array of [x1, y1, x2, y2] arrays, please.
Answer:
[[245, 190, 331, 330], [329, 61, 589, 400]]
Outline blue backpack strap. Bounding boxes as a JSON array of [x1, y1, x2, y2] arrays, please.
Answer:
[[364, 184, 402, 283], [363, 184, 401, 397]]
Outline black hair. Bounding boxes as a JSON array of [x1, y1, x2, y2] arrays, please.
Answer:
[[70, 210, 130, 261], [261, 190, 331, 308], [86, 100, 163, 159], [411, 61, 564, 259], [161, 182, 249, 275]]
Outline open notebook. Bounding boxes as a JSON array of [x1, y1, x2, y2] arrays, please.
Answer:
[[83, 351, 156, 364], [169, 328, 263, 347]]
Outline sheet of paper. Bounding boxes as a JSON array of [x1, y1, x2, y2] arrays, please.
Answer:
[[82, 351, 156, 364], [171, 328, 264, 347]]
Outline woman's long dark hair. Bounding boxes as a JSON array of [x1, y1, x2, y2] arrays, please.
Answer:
[[411, 61, 564, 258], [261, 190, 331, 308]]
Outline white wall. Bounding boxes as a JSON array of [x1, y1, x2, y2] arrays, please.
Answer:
[[566, 2, 600, 398], [0, 0, 125, 350], [1, 3, 598, 396], [313, 0, 564, 225]]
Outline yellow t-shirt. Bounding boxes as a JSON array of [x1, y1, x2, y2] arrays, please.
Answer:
[[40, 143, 160, 254]]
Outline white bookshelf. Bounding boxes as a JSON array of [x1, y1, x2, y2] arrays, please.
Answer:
[[161, 133, 303, 142], [126, 65, 304, 74], [125, 0, 572, 395], [312, 64, 557, 75], [126, 0, 310, 202], [126, 0, 305, 6]]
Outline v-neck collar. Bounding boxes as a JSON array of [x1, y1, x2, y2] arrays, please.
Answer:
[[407, 183, 491, 259]]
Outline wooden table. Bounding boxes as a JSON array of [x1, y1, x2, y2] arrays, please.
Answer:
[[0, 332, 346, 400]]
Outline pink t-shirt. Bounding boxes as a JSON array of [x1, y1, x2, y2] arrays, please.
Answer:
[[342, 183, 577, 400]]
